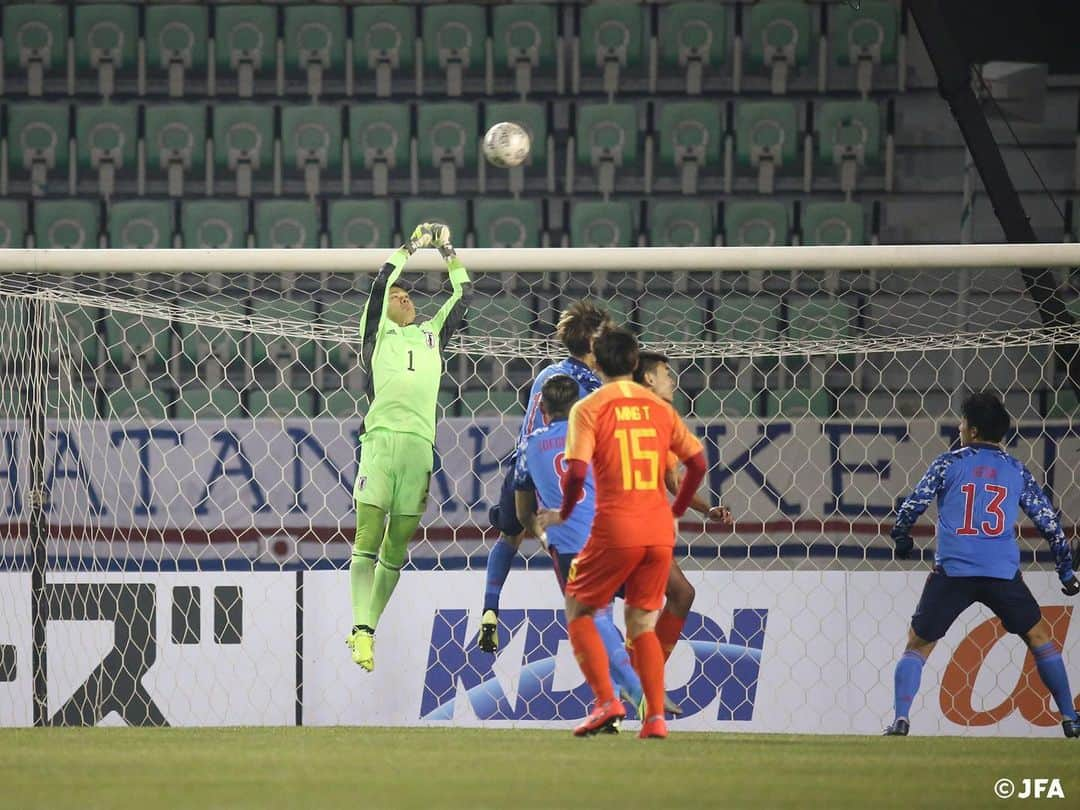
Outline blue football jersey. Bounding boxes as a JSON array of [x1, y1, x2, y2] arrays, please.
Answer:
[[516, 358, 601, 451], [892, 444, 1073, 580], [513, 420, 596, 554]]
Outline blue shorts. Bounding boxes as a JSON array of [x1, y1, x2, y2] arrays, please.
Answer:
[[911, 567, 1042, 642], [488, 468, 525, 537]]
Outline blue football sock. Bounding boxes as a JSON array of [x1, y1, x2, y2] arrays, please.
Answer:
[[893, 650, 926, 722], [594, 604, 642, 703], [1032, 642, 1078, 721], [482, 538, 517, 614]]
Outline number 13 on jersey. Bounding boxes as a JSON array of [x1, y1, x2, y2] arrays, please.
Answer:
[[613, 427, 659, 491]]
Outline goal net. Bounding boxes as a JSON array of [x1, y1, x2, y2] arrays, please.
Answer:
[[0, 246, 1078, 734]]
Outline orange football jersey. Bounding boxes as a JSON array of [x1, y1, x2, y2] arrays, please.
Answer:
[[565, 380, 703, 547]]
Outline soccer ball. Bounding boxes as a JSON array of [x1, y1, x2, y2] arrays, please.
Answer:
[[482, 122, 531, 168]]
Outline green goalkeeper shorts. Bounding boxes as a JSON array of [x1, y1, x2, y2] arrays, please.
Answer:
[[353, 429, 434, 516]]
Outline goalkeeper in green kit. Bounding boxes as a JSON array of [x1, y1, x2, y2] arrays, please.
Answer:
[[347, 223, 470, 671]]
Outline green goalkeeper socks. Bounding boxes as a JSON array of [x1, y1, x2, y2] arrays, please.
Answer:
[[367, 560, 403, 629], [350, 551, 377, 627], [351, 508, 420, 630]]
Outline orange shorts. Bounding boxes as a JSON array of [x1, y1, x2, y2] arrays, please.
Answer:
[[565, 543, 673, 612]]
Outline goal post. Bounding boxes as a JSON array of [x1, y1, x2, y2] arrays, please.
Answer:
[[0, 244, 1078, 733]]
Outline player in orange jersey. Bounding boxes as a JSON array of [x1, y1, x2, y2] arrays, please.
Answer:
[[537, 327, 707, 739]]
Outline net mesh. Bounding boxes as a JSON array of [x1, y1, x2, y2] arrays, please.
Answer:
[[1, 257, 1078, 732]]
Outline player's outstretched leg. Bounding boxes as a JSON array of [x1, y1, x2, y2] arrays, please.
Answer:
[[1024, 619, 1080, 738], [348, 504, 387, 671], [478, 534, 521, 653], [567, 612, 624, 736], [593, 603, 643, 707], [626, 627, 668, 739], [654, 562, 695, 716]]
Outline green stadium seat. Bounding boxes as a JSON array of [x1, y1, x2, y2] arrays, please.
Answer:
[[175, 386, 242, 419], [575, 103, 639, 195], [714, 295, 780, 344], [181, 199, 248, 248], [0, 201, 27, 248], [320, 297, 363, 373], [658, 3, 728, 95], [815, 101, 882, 193], [328, 200, 395, 248], [1048, 390, 1079, 419], [691, 389, 755, 420], [179, 296, 243, 375], [348, 104, 410, 196], [6, 103, 70, 196], [829, 0, 899, 96], [75, 104, 138, 198], [54, 301, 99, 367], [475, 294, 532, 338], [281, 104, 343, 198], [417, 103, 477, 196], [474, 199, 542, 248], [74, 4, 138, 98], [49, 385, 98, 420], [462, 389, 521, 416], [734, 101, 799, 193], [400, 199, 468, 246], [214, 5, 278, 98], [787, 296, 853, 342], [649, 200, 715, 247], [724, 201, 789, 246], [765, 388, 832, 418], [484, 102, 549, 183], [422, 5, 486, 97], [254, 200, 321, 249], [579, 4, 645, 96], [323, 388, 363, 418], [145, 5, 209, 98], [249, 387, 314, 418], [109, 199, 173, 249], [492, 4, 557, 97], [105, 309, 172, 372], [801, 202, 865, 246], [639, 295, 707, 345], [250, 297, 316, 368], [745, 0, 812, 94], [570, 201, 635, 247], [352, 5, 416, 98], [3, 4, 67, 96], [657, 101, 722, 194], [284, 5, 346, 98], [107, 388, 169, 421], [212, 104, 274, 197], [144, 104, 206, 198], [34, 200, 99, 249]]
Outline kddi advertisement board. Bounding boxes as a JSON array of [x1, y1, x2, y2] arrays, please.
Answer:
[[1, 571, 1077, 735]]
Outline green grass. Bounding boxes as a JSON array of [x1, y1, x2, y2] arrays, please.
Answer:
[[1, 727, 1077, 809]]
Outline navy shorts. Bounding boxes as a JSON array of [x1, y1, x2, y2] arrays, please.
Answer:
[[549, 548, 576, 594], [911, 567, 1042, 642], [488, 469, 525, 538]]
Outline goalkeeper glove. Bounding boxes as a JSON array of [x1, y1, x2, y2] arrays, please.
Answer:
[[893, 534, 914, 560], [405, 223, 450, 254]]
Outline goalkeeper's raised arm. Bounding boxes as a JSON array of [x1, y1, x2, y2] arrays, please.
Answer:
[[347, 223, 470, 673]]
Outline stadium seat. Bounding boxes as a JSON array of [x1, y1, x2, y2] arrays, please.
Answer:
[[692, 388, 755, 419], [649, 200, 715, 247], [829, 0, 899, 96], [764, 388, 832, 418], [801, 202, 865, 246], [574, 103, 639, 196], [474, 199, 542, 248], [0, 201, 27, 248], [6, 103, 70, 197], [181, 199, 248, 248], [422, 5, 486, 97], [462, 389, 521, 416], [55, 302, 100, 367], [179, 297, 243, 378], [75, 104, 138, 198], [658, 3, 728, 95], [104, 307, 172, 372], [250, 297, 316, 368], [724, 201, 789, 246], [657, 102, 722, 195], [33, 200, 100, 248], [787, 296, 853, 342], [484, 101, 548, 193], [212, 104, 274, 197], [249, 387, 314, 418], [175, 386, 242, 419], [400, 199, 468, 246], [283, 5, 346, 98], [323, 388, 363, 418], [492, 4, 558, 97], [348, 103, 411, 197], [639, 295, 707, 344], [570, 201, 635, 247], [254, 200, 321, 249], [108, 199, 173, 249], [714, 295, 780, 344], [481, 294, 533, 338], [417, 103, 477, 196], [320, 296, 364, 373], [745, 0, 812, 94], [145, 5, 209, 98], [327, 200, 395, 248], [815, 100, 882, 193], [214, 5, 278, 98], [733, 101, 799, 194], [352, 5, 416, 98], [579, 4, 645, 96], [144, 104, 207, 198], [49, 386, 98, 420], [107, 388, 169, 421], [1048, 390, 1079, 419], [2, 4, 67, 96], [74, 4, 138, 98], [281, 104, 343, 198]]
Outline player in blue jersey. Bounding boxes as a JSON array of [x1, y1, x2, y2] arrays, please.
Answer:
[[477, 300, 612, 653], [512, 374, 644, 715], [884, 392, 1080, 738]]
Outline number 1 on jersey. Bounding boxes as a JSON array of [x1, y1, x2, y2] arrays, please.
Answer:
[[407, 350, 415, 371]]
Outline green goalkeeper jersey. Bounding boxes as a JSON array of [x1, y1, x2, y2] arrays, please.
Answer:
[[357, 247, 470, 445]]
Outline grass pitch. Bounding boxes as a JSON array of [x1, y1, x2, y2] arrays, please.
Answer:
[[1, 726, 1077, 809]]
